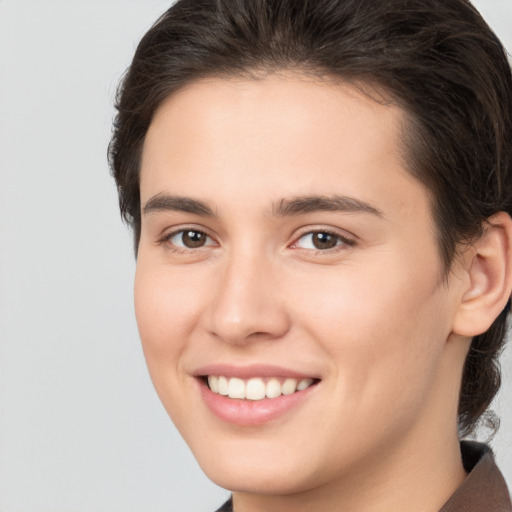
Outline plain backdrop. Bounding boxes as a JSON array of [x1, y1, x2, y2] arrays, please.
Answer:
[[0, 1, 510, 511]]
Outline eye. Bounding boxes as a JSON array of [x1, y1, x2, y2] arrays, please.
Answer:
[[294, 231, 352, 251], [166, 229, 215, 249]]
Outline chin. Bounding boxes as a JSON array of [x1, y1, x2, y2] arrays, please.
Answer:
[[183, 426, 333, 496], [200, 456, 315, 495]]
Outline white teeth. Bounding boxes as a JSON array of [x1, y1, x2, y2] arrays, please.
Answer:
[[228, 377, 245, 399], [282, 378, 298, 395], [218, 376, 229, 396], [246, 378, 266, 400], [208, 375, 219, 393], [297, 378, 313, 391], [207, 375, 315, 399], [265, 378, 282, 399]]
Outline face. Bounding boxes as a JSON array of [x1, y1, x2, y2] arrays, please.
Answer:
[[136, 75, 466, 496]]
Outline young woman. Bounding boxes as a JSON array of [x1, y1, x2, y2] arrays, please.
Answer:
[[109, 1, 512, 510]]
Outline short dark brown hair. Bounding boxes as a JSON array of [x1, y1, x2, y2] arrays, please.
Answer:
[[109, 0, 512, 436]]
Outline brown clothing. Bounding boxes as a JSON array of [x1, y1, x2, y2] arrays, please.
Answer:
[[215, 442, 511, 512], [440, 442, 511, 512]]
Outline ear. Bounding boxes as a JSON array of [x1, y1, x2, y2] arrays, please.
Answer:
[[452, 212, 512, 337]]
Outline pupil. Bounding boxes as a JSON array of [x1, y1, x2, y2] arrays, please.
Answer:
[[313, 232, 337, 249], [183, 230, 205, 248]]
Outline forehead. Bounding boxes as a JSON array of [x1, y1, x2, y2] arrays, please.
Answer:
[[146, 74, 404, 154], [140, 75, 430, 226]]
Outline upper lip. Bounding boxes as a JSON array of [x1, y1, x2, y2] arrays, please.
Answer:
[[193, 363, 320, 380]]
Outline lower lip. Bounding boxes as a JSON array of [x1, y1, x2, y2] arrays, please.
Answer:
[[198, 380, 317, 426]]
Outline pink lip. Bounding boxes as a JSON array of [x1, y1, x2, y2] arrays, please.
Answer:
[[194, 364, 320, 426]]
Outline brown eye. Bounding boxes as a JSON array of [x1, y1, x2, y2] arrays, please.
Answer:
[[167, 229, 214, 249], [295, 231, 351, 251], [182, 230, 207, 248], [311, 232, 338, 249]]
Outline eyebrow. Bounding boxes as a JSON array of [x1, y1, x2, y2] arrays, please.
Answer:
[[143, 194, 215, 216], [272, 195, 384, 218], [142, 193, 383, 218]]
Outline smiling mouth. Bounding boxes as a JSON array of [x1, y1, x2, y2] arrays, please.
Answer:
[[205, 375, 318, 400]]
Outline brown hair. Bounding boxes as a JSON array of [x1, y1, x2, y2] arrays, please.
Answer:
[[108, 0, 512, 436]]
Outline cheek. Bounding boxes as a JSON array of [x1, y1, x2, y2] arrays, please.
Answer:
[[289, 257, 451, 413], [133, 259, 210, 431], [134, 258, 205, 372]]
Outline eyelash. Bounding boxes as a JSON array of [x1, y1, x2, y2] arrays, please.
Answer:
[[159, 227, 356, 254]]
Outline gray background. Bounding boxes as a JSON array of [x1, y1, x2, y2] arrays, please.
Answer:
[[0, 1, 510, 511]]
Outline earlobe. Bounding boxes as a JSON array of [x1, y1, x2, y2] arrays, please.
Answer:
[[452, 212, 512, 337]]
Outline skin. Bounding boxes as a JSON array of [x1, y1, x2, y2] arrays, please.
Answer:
[[135, 75, 475, 512]]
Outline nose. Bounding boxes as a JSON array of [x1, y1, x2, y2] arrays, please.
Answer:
[[206, 253, 291, 345]]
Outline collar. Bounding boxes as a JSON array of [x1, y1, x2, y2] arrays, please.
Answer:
[[439, 441, 511, 512]]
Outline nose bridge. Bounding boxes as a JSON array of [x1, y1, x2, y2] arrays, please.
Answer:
[[208, 246, 289, 344]]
